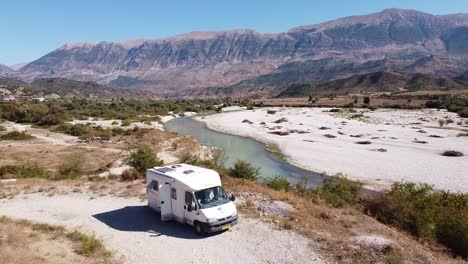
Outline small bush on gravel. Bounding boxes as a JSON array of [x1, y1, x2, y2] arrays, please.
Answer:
[[317, 174, 363, 208], [19, 161, 49, 179], [264, 175, 291, 191], [128, 144, 163, 173], [58, 152, 86, 179], [229, 160, 260, 180], [0, 162, 49, 179], [0, 131, 34, 141], [0, 125, 5, 131]]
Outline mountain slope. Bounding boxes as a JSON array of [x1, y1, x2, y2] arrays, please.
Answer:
[[13, 8, 468, 97], [0, 64, 13, 76], [276, 71, 468, 97]]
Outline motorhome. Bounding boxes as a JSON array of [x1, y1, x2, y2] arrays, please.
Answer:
[[146, 164, 238, 234]]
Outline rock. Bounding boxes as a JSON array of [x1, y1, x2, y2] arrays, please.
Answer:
[[269, 131, 290, 136], [442, 150, 464, 157], [242, 119, 253, 124], [356, 141, 372, 145], [323, 134, 336, 138], [273, 118, 288, 124], [257, 200, 294, 218], [351, 235, 393, 251], [266, 110, 277, 115]]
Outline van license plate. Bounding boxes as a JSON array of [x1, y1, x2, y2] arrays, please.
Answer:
[[222, 224, 231, 230]]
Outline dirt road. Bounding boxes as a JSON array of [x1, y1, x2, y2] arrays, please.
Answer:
[[0, 192, 323, 264]]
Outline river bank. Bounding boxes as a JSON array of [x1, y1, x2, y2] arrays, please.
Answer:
[[196, 107, 468, 193]]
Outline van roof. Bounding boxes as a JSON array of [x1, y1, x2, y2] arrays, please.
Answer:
[[147, 164, 222, 191]]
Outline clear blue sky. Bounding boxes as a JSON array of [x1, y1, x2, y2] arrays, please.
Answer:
[[1, 0, 468, 65]]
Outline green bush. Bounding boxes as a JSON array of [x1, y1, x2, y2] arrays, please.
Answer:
[[18, 161, 49, 179], [317, 174, 363, 207], [363, 96, 370, 105], [0, 131, 35, 141], [58, 152, 86, 179], [128, 144, 163, 173], [264, 175, 291, 191], [366, 182, 468, 258], [229, 160, 260, 180]]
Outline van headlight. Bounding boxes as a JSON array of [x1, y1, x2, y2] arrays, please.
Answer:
[[207, 218, 217, 223]]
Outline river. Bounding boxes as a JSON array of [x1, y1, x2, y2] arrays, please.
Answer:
[[165, 116, 327, 188]]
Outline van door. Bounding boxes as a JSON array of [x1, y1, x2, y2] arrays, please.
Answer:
[[147, 180, 159, 210], [184, 191, 198, 225], [160, 183, 173, 221]]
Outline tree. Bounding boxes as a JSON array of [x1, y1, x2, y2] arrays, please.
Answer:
[[229, 160, 260, 180], [128, 144, 163, 173], [363, 96, 370, 105]]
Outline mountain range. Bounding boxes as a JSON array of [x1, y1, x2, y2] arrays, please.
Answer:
[[5, 8, 468, 98]]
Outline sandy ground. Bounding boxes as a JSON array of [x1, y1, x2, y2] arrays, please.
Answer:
[[0, 192, 323, 264], [1, 121, 77, 145], [198, 108, 468, 192]]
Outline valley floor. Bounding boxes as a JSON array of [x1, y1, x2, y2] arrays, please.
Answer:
[[198, 107, 468, 192]]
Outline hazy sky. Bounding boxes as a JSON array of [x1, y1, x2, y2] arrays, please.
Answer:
[[1, 0, 468, 65]]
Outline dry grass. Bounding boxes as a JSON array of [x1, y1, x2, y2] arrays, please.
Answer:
[[223, 177, 465, 264], [0, 216, 113, 263]]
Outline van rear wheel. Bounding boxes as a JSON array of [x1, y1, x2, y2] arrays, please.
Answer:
[[194, 222, 204, 235]]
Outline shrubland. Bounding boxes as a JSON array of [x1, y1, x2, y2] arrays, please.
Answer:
[[0, 98, 253, 126]]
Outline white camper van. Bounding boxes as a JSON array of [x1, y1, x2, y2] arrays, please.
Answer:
[[146, 164, 238, 234]]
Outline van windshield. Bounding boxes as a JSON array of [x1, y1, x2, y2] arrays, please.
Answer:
[[194, 186, 229, 209]]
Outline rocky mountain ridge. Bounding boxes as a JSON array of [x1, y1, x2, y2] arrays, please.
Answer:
[[8, 8, 468, 97]]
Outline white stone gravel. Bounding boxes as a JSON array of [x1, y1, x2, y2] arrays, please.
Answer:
[[197, 108, 468, 192]]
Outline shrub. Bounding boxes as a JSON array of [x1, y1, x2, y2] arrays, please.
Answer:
[[457, 132, 468, 137], [0, 125, 5, 131], [229, 160, 260, 180], [18, 161, 49, 179], [0, 131, 34, 141], [58, 152, 86, 179], [128, 144, 163, 173], [120, 168, 143, 181], [366, 182, 468, 258], [264, 175, 291, 191], [317, 174, 363, 207], [363, 96, 370, 105], [67, 230, 103, 256], [121, 119, 131, 126]]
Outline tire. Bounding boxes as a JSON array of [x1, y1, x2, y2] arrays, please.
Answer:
[[194, 221, 204, 235]]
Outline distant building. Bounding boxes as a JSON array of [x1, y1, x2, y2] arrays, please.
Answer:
[[1, 95, 16, 101], [33, 97, 45, 102]]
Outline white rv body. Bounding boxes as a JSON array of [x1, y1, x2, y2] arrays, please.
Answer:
[[146, 164, 238, 233]]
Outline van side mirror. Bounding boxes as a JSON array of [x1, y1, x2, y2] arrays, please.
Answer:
[[230, 194, 236, 201]]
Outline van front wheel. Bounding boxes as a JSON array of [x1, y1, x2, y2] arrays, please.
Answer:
[[194, 222, 204, 235]]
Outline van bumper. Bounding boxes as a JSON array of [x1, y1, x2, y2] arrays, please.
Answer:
[[200, 215, 238, 233]]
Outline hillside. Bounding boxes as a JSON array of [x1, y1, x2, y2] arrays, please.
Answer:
[[0, 64, 13, 76], [276, 71, 468, 97], [10, 9, 468, 97], [0, 76, 158, 99]]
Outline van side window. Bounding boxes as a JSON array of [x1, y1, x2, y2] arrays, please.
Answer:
[[152, 180, 159, 191], [185, 192, 192, 205], [171, 188, 177, 200]]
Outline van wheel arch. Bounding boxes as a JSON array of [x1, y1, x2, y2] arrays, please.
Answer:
[[194, 221, 204, 235]]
